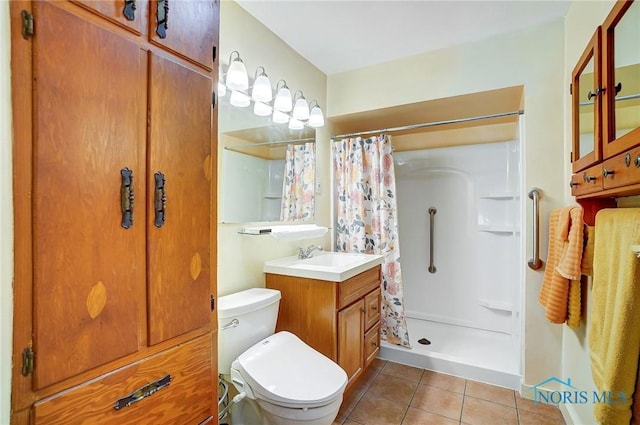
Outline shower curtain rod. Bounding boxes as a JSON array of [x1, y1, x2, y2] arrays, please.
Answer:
[[330, 109, 524, 140], [224, 137, 315, 150]]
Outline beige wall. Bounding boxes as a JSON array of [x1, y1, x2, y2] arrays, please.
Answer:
[[562, 1, 616, 424], [328, 20, 567, 388], [1, 1, 13, 422], [217, 2, 330, 297]]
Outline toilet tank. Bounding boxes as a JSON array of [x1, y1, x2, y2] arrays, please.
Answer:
[[218, 288, 281, 375]]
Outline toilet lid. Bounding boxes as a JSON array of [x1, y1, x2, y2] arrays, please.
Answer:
[[235, 331, 348, 407]]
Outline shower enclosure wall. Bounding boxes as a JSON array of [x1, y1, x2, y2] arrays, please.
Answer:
[[380, 138, 523, 389]]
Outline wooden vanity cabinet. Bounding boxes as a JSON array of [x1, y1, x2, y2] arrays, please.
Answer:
[[570, 0, 640, 220], [10, 1, 219, 423], [266, 266, 382, 387]]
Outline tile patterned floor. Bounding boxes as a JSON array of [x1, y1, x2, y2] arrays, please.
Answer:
[[334, 359, 567, 425]]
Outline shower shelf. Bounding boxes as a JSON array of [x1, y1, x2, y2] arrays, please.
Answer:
[[479, 298, 513, 312], [478, 225, 519, 233], [479, 193, 519, 200]]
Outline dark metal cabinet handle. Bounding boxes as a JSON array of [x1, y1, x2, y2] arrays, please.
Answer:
[[156, 0, 169, 39], [120, 168, 134, 229], [154, 172, 166, 228], [123, 0, 136, 21], [602, 168, 615, 178], [114, 375, 172, 410]]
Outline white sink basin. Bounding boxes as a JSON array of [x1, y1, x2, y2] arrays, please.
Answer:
[[263, 251, 384, 282]]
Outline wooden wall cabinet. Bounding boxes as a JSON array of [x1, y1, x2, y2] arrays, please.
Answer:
[[266, 266, 382, 387], [10, 1, 219, 423], [570, 0, 640, 219]]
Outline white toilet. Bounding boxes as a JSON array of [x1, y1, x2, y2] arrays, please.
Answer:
[[218, 288, 348, 425]]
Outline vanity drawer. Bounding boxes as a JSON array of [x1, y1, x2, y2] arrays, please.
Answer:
[[33, 334, 214, 425], [364, 288, 381, 331], [338, 266, 381, 309], [602, 147, 640, 190], [364, 322, 381, 368]]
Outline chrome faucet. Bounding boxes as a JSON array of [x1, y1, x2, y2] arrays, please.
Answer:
[[298, 245, 323, 259]]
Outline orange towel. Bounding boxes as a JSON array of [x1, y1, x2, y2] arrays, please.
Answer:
[[539, 207, 584, 325]]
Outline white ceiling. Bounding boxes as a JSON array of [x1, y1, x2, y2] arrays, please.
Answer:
[[235, 0, 571, 75]]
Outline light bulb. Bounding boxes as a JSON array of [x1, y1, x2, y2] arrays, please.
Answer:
[[251, 74, 272, 103], [253, 102, 272, 117], [272, 110, 290, 124], [292, 96, 309, 121], [288, 118, 304, 130], [308, 105, 324, 127], [230, 90, 250, 107]]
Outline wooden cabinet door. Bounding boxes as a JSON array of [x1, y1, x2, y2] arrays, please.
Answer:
[[149, 0, 217, 70], [32, 1, 147, 390], [601, 0, 640, 159], [338, 300, 364, 382], [73, 0, 150, 34], [147, 54, 213, 345], [571, 27, 602, 173]]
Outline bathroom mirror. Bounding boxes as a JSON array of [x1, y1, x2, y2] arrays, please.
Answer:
[[219, 93, 316, 223]]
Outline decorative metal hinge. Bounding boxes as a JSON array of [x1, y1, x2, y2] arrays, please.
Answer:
[[21, 10, 34, 40], [210, 295, 215, 312], [22, 347, 34, 376]]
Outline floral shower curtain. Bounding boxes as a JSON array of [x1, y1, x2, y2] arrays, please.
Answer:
[[280, 142, 315, 221], [333, 135, 411, 348]]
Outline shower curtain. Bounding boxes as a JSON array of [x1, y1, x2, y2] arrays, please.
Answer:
[[333, 135, 410, 348], [280, 142, 315, 221]]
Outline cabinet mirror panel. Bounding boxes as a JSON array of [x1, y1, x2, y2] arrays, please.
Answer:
[[578, 55, 597, 159], [219, 94, 316, 223], [611, 0, 640, 139]]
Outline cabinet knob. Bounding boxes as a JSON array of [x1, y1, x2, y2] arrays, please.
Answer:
[[569, 181, 579, 188], [602, 168, 615, 178], [635, 155, 640, 168], [587, 87, 605, 100], [583, 172, 596, 183]]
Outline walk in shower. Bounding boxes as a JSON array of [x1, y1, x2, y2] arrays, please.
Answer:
[[379, 136, 523, 389]]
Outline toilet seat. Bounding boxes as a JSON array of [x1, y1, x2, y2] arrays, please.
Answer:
[[231, 331, 348, 409]]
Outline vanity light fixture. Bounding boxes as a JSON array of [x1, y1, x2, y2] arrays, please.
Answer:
[[226, 51, 249, 91], [273, 80, 293, 112], [272, 109, 290, 124], [230, 90, 251, 108], [308, 100, 325, 128], [251, 66, 273, 103], [292, 90, 310, 121], [253, 101, 273, 117], [288, 117, 304, 130]]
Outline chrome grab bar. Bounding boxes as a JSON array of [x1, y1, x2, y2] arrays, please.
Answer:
[[428, 207, 437, 273], [527, 188, 543, 270], [221, 319, 239, 331]]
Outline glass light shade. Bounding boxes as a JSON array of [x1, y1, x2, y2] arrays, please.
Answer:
[[226, 59, 248, 91], [253, 102, 272, 117], [273, 87, 292, 112], [292, 98, 310, 121], [288, 118, 304, 130], [308, 106, 324, 127], [217, 81, 227, 97], [272, 110, 290, 124], [229, 90, 250, 107], [251, 75, 272, 102]]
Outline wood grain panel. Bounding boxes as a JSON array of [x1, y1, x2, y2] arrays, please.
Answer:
[[601, 146, 640, 190], [73, 0, 149, 34], [338, 301, 364, 384], [32, 1, 147, 389], [147, 54, 212, 345], [339, 266, 381, 309], [265, 274, 338, 359], [364, 288, 381, 331], [364, 323, 381, 369], [33, 334, 214, 425], [149, 0, 217, 70]]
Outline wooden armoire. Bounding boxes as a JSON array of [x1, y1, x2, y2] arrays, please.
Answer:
[[10, 1, 219, 423]]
